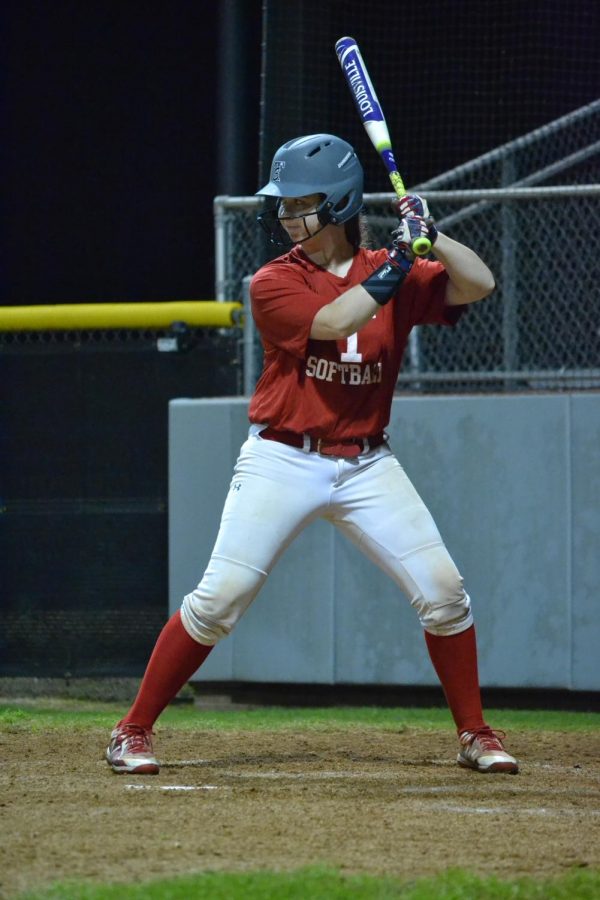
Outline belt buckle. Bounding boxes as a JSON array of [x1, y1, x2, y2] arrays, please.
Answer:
[[316, 437, 365, 458], [316, 437, 335, 456]]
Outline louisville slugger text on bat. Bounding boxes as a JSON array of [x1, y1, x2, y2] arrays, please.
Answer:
[[335, 35, 431, 256]]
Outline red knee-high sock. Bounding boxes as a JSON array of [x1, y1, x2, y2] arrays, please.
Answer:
[[121, 611, 213, 730], [424, 625, 486, 734]]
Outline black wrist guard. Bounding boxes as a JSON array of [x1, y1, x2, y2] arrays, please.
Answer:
[[361, 251, 413, 306]]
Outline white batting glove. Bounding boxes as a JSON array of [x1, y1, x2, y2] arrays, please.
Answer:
[[393, 194, 431, 220], [391, 215, 431, 254], [393, 194, 438, 247]]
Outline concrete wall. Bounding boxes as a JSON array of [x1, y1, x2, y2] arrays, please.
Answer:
[[169, 394, 600, 690]]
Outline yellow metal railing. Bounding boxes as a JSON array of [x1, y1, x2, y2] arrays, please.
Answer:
[[0, 301, 243, 332]]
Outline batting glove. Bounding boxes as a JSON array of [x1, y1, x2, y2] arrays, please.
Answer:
[[391, 215, 432, 255], [394, 193, 430, 219], [393, 194, 438, 246]]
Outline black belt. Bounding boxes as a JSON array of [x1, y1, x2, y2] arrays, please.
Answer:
[[260, 427, 386, 458]]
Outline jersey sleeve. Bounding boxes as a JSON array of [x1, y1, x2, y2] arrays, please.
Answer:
[[250, 262, 326, 359], [406, 257, 466, 326]]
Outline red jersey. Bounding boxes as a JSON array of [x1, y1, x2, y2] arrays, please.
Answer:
[[249, 245, 464, 439]]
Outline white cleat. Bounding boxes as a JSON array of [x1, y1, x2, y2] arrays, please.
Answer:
[[458, 726, 519, 774], [106, 723, 160, 775]]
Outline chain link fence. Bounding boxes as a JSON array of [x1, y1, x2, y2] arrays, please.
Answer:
[[214, 102, 600, 393]]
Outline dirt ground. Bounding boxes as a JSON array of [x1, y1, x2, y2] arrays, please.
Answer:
[[1, 725, 599, 898]]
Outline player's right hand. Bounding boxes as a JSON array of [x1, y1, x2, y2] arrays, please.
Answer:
[[393, 193, 430, 219]]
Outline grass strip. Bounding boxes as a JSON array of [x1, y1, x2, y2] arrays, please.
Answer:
[[17, 865, 600, 899], [0, 700, 598, 732]]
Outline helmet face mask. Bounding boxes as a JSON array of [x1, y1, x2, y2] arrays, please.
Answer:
[[258, 195, 334, 248], [256, 134, 364, 245]]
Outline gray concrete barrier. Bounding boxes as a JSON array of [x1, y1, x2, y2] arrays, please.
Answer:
[[169, 394, 599, 690]]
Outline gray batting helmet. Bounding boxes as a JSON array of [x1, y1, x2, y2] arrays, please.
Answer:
[[256, 134, 364, 244]]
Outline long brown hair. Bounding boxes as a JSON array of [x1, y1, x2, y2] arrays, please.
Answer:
[[344, 212, 372, 251]]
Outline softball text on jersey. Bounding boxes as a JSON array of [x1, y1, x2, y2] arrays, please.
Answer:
[[305, 355, 383, 384], [249, 245, 463, 439]]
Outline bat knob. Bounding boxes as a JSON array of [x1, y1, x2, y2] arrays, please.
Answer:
[[412, 236, 432, 256]]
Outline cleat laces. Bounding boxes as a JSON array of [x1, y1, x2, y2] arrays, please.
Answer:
[[115, 723, 154, 754], [463, 726, 506, 750]]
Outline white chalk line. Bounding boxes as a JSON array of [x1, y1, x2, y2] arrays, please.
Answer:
[[531, 762, 600, 772], [124, 770, 600, 806], [121, 781, 600, 817], [187, 768, 600, 794], [125, 784, 219, 792], [422, 802, 600, 818]]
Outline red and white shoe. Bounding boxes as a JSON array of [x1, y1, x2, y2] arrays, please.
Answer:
[[457, 726, 519, 774], [106, 723, 160, 775]]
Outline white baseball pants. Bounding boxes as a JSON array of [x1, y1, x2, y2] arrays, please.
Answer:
[[181, 428, 473, 645]]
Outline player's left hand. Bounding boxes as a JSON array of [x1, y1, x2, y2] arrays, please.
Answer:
[[393, 194, 439, 246]]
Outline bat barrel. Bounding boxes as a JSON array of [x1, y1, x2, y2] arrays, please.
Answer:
[[335, 36, 384, 126], [334, 36, 355, 58], [336, 36, 432, 256]]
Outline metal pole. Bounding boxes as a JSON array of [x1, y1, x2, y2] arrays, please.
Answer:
[[216, 0, 261, 196], [407, 327, 422, 391], [213, 196, 227, 301], [501, 158, 518, 378], [242, 275, 257, 396]]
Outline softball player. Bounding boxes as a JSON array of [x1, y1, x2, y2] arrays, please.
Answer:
[[106, 134, 518, 776]]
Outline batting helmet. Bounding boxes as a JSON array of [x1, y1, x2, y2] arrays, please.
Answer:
[[256, 134, 364, 245]]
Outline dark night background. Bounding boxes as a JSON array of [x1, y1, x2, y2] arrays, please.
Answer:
[[2, 2, 262, 305], [3, 0, 598, 305], [1, 1, 598, 676]]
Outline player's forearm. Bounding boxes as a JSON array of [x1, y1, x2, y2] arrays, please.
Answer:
[[433, 233, 495, 306], [310, 285, 380, 340]]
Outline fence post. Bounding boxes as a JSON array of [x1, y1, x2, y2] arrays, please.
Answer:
[[408, 327, 422, 391], [214, 196, 227, 302], [501, 159, 518, 378], [242, 275, 257, 396]]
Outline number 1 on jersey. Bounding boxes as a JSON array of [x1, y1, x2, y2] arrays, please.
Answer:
[[340, 332, 363, 363]]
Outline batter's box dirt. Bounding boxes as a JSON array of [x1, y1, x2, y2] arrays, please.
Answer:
[[1, 727, 598, 898]]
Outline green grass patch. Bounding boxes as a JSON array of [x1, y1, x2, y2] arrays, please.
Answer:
[[1, 699, 599, 733], [17, 865, 600, 899]]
